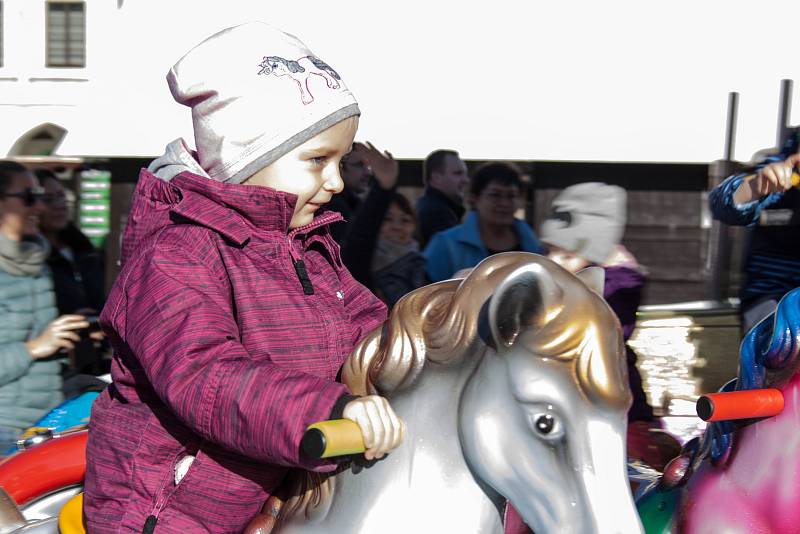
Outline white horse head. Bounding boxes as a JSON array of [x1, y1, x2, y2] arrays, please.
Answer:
[[273, 253, 642, 534], [458, 258, 641, 533]]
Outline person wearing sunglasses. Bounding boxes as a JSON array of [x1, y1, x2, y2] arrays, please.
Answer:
[[0, 161, 89, 451]]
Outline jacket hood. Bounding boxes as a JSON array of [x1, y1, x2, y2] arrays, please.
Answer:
[[121, 142, 340, 268], [148, 139, 210, 182]]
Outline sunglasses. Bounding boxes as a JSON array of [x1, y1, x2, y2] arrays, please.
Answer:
[[3, 186, 45, 206]]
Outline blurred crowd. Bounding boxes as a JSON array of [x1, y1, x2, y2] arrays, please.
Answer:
[[0, 127, 797, 469]]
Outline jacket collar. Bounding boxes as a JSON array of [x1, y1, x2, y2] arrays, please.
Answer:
[[455, 211, 540, 251], [139, 170, 340, 247]]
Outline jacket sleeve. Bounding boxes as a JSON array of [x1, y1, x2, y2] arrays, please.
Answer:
[[422, 233, 456, 282], [116, 244, 350, 471], [340, 185, 395, 289], [708, 156, 786, 226], [0, 342, 33, 387], [0, 273, 58, 387]]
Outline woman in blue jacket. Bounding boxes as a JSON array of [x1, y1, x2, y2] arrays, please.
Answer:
[[0, 161, 87, 450], [423, 162, 543, 282]]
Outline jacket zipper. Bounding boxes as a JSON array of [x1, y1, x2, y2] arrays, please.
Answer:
[[143, 450, 196, 533], [142, 515, 157, 534], [286, 212, 342, 296]]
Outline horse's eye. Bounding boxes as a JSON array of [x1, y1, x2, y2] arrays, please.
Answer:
[[535, 414, 554, 434], [529, 412, 564, 440]]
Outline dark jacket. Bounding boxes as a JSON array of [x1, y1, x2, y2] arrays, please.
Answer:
[[415, 186, 465, 248], [372, 251, 428, 307], [340, 184, 394, 288], [340, 186, 427, 306], [47, 223, 107, 374], [46, 223, 105, 315], [326, 187, 363, 244]]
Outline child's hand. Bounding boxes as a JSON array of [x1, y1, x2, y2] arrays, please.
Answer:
[[342, 395, 405, 460], [734, 153, 800, 204]]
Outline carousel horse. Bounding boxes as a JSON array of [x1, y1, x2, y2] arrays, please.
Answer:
[[267, 252, 642, 534], [637, 287, 800, 533]]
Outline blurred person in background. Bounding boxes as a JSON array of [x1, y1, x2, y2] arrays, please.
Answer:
[[709, 130, 800, 334], [341, 142, 428, 306], [0, 161, 88, 450], [35, 168, 108, 378], [423, 161, 542, 282], [35, 169, 105, 316], [416, 149, 469, 248], [327, 144, 375, 243], [344, 189, 428, 307]]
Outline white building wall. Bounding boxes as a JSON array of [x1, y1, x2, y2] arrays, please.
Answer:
[[2, 0, 800, 163], [0, 0, 122, 153]]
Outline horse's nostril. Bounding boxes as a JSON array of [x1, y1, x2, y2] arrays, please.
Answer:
[[660, 454, 692, 489]]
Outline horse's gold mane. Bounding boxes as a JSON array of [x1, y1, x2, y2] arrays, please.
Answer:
[[272, 253, 630, 529]]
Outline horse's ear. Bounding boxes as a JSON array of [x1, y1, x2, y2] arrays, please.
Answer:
[[576, 266, 605, 296], [488, 263, 564, 348]]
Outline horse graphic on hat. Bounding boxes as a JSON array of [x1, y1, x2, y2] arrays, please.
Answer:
[[258, 55, 341, 105]]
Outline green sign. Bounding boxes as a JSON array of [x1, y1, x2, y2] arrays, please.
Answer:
[[78, 169, 111, 248]]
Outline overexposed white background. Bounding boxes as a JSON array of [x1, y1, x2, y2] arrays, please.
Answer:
[[4, 0, 800, 162]]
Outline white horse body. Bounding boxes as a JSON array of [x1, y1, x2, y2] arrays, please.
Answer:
[[275, 254, 643, 534]]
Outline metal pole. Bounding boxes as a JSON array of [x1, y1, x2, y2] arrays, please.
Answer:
[[724, 92, 738, 161], [707, 91, 739, 301], [777, 79, 793, 148]]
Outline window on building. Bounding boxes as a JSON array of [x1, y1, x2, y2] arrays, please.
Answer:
[[46, 2, 85, 68]]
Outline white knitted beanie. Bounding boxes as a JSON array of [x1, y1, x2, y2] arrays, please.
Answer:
[[167, 22, 360, 184], [540, 182, 627, 264]]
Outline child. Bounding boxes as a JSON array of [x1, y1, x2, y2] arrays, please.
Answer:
[[84, 23, 404, 533]]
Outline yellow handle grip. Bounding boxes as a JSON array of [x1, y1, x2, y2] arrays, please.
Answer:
[[302, 419, 365, 459]]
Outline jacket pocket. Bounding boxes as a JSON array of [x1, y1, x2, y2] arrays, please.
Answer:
[[158, 448, 281, 533]]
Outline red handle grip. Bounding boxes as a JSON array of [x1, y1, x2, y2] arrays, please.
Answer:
[[696, 388, 784, 422]]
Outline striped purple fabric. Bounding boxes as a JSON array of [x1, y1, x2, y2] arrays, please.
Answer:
[[84, 170, 386, 533]]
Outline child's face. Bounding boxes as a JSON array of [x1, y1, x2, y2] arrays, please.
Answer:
[[547, 245, 590, 273], [245, 116, 359, 228]]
